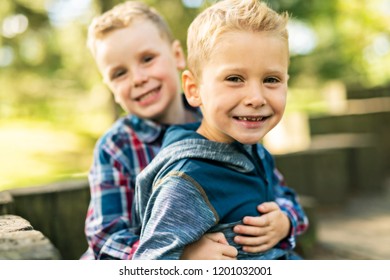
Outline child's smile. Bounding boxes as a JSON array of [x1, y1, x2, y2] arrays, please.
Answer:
[[233, 114, 271, 129], [94, 20, 185, 123], [193, 31, 289, 144], [134, 85, 162, 106]]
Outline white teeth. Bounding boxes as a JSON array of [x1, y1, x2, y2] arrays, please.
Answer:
[[138, 89, 157, 101], [237, 116, 263, 121]]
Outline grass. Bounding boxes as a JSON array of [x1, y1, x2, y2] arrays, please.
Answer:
[[0, 119, 99, 191]]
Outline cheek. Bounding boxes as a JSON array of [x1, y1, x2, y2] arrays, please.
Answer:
[[157, 57, 175, 74], [105, 83, 119, 101], [271, 92, 287, 112], [280, 94, 288, 111], [111, 90, 122, 104], [111, 84, 129, 104]]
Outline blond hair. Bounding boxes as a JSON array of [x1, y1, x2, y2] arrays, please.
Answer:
[[187, 0, 289, 79], [87, 1, 174, 57]]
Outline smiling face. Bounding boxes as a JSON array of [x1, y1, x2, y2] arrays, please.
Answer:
[[94, 20, 185, 123], [183, 31, 289, 144]]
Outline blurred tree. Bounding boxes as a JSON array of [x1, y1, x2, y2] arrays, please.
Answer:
[[1, 0, 389, 122], [272, 0, 390, 88], [145, 0, 201, 51]]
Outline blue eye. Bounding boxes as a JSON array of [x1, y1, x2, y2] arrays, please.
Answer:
[[226, 75, 244, 82], [264, 77, 280, 83]]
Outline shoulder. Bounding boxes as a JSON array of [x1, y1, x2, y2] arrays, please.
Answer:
[[161, 157, 221, 187], [95, 115, 135, 151], [256, 144, 275, 163], [163, 122, 201, 147], [92, 115, 149, 167]]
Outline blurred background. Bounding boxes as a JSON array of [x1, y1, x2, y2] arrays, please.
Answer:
[[0, 0, 389, 260]]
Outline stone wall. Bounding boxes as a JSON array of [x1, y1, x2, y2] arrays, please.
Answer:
[[0, 215, 61, 259]]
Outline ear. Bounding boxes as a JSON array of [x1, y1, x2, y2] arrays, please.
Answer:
[[171, 40, 186, 70], [182, 70, 202, 107]]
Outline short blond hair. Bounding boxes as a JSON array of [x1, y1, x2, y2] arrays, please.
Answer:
[[87, 1, 174, 57], [187, 0, 289, 79]]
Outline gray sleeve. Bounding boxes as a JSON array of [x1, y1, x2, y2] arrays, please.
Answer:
[[132, 173, 218, 260]]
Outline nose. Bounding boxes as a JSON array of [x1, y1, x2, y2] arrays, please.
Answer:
[[243, 84, 266, 108], [132, 67, 148, 87]]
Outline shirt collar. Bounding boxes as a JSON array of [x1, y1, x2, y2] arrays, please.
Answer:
[[128, 95, 202, 144], [128, 115, 164, 144]]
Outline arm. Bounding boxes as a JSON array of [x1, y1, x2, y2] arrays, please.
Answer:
[[85, 140, 236, 260], [273, 168, 309, 244], [233, 168, 309, 252], [181, 232, 237, 260], [84, 145, 139, 259], [133, 175, 223, 260]]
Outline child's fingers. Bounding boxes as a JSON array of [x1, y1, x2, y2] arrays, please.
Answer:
[[242, 244, 272, 253], [257, 201, 279, 214], [241, 215, 270, 227], [221, 245, 238, 259], [235, 235, 279, 253], [205, 232, 229, 245], [203, 242, 237, 259], [221, 255, 237, 260], [233, 235, 267, 246], [233, 224, 267, 237], [204, 232, 238, 259]]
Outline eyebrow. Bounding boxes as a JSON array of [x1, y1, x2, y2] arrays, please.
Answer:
[[218, 65, 287, 75]]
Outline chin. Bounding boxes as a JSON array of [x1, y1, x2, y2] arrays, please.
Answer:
[[240, 140, 260, 145], [142, 105, 166, 119], [235, 137, 262, 145]]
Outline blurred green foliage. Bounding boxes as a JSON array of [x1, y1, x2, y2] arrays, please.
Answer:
[[0, 0, 389, 190]]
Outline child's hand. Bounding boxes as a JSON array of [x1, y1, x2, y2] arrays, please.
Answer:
[[180, 232, 238, 260], [233, 202, 290, 253]]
